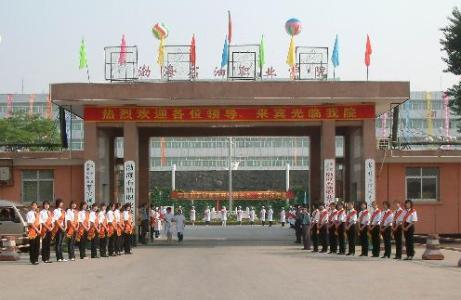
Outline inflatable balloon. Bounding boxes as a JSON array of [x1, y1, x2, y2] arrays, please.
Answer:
[[152, 23, 169, 40], [285, 18, 302, 36]]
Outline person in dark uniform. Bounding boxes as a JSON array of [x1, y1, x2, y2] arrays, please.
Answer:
[[369, 201, 382, 258], [358, 202, 370, 256], [310, 205, 320, 252], [327, 202, 338, 254], [318, 204, 329, 253], [301, 207, 311, 250], [336, 202, 346, 255], [345, 202, 357, 256], [380, 201, 394, 258], [294, 206, 302, 244], [403, 200, 418, 260], [392, 200, 404, 259]]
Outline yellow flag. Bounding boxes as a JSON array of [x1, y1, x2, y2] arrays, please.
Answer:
[[286, 36, 296, 66], [157, 38, 165, 66]]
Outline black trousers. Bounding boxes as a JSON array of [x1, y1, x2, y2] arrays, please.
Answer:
[[347, 225, 356, 254], [338, 223, 346, 254], [100, 236, 107, 257], [383, 226, 392, 257], [67, 234, 76, 259], [360, 226, 369, 256], [393, 225, 403, 258], [404, 223, 415, 257], [319, 226, 328, 252], [55, 229, 64, 260], [29, 237, 40, 264], [116, 234, 123, 254], [269, 221, 273, 227], [262, 221, 265, 226], [108, 234, 116, 256], [328, 226, 337, 253], [177, 232, 184, 242], [78, 232, 88, 259], [41, 231, 52, 262], [311, 224, 319, 251], [295, 225, 302, 243], [302, 224, 311, 250], [371, 226, 381, 257], [281, 222, 285, 227], [90, 236, 99, 258], [123, 232, 131, 254]]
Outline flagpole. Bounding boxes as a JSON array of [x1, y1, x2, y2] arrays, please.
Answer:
[[366, 66, 369, 81], [86, 64, 91, 83], [333, 67, 336, 80]]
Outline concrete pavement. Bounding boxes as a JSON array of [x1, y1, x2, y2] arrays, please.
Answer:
[[1, 225, 460, 300]]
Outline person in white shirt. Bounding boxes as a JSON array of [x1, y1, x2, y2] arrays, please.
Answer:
[[237, 206, 243, 225], [39, 200, 53, 263], [403, 200, 418, 260], [267, 206, 274, 227], [53, 199, 67, 262], [358, 202, 370, 256], [154, 207, 162, 237], [190, 206, 196, 226], [122, 203, 133, 254], [318, 204, 329, 253], [174, 209, 186, 242], [336, 202, 346, 255], [392, 200, 405, 259], [221, 206, 228, 227], [369, 201, 382, 257], [310, 206, 319, 252], [380, 201, 394, 258], [98, 203, 108, 257], [106, 203, 116, 256], [327, 202, 338, 254], [114, 203, 122, 255], [164, 207, 175, 242], [280, 208, 286, 227], [345, 202, 357, 256], [260, 206, 266, 226], [88, 204, 100, 258], [26, 201, 40, 265], [204, 206, 211, 226], [249, 207, 256, 225], [65, 201, 78, 261]]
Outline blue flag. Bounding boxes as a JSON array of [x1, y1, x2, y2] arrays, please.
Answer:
[[221, 36, 229, 68], [332, 34, 340, 68]]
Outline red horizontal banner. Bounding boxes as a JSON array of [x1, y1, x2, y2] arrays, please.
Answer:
[[171, 191, 295, 201], [84, 104, 375, 122]]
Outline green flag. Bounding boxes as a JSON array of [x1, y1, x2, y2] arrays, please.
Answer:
[[79, 39, 87, 70], [259, 34, 265, 68]]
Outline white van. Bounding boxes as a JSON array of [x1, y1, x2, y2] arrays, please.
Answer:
[[0, 200, 29, 250]]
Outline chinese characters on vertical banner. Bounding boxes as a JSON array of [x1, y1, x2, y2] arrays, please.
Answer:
[[84, 160, 95, 206], [324, 159, 335, 205], [365, 159, 376, 207], [124, 160, 136, 222]]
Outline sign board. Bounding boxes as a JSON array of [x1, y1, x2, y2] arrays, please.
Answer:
[[84, 160, 96, 206], [324, 159, 335, 205], [365, 159, 376, 206], [124, 160, 136, 222]]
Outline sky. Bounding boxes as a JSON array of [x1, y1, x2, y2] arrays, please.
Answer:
[[0, 0, 460, 94]]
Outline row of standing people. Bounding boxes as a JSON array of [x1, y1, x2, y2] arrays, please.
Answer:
[[293, 200, 418, 260], [182, 206, 279, 226], [27, 199, 135, 265]]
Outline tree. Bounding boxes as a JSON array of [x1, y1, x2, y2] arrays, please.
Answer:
[[441, 7, 461, 131], [0, 112, 60, 151]]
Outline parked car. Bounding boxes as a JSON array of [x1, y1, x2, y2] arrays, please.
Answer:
[[0, 200, 29, 251]]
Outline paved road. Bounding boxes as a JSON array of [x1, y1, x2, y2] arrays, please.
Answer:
[[1, 225, 461, 300]]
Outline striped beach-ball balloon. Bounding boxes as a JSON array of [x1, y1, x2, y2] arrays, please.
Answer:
[[152, 23, 169, 40], [285, 18, 302, 36]]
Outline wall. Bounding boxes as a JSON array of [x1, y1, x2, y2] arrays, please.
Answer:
[[376, 162, 461, 234]]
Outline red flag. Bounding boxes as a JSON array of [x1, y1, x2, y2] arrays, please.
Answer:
[[46, 94, 52, 119], [29, 94, 35, 116], [365, 34, 372, 67], [190, 34, 196, 66], [227, 11, 232, 44], [6, 94, 13, 117]]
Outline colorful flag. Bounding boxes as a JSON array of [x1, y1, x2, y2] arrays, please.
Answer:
[[365, 34, 372, 67], [79, 38, 87, 70], [331, 34, 340, 68], [259, 34, 265, 68], [190, 34, 196, 66], [157, 38, 165, 66], [286, 36, 296, 66], [228, 11, 232, 44], [221, 36, 229, 68], [6, 94, 13, 117], [28, 94, 35, 116], [46, 94, 52, 119], [119, 34, 127, 65]]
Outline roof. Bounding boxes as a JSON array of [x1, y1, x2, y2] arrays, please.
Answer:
[[50, 80, 410, 118]]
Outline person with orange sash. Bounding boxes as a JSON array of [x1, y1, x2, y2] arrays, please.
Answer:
[[88, 203, 100, 258], [77, 202, 90, 259], [336, 202, 346, 255], [403, 200, 418, 260], [39, 200, 53, 263], [123, 203, 133, 254], [26, 201, 41, 265], [358, 202, 370, 256], [392, 200, 405, 259], [99, 203, 109, 257], [380, 201, 394, 258], [107, 203, 116, 256], [53, 198, 67, 262], [65, 201, 79, 261], [318, 204, 329, 253], [114, 203, 123, 255], [310, 205, 320, 252], [327, 202, 338, 254], [345, 202, 357, 256], [369, 201, 382, 257]]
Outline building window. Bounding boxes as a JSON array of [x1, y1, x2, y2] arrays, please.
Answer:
[[21, 170, 54, 203], [405, 167, 438, 201]]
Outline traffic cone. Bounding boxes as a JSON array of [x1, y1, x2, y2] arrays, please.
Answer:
[[0, 236, 20, 261], [422, 234, 444, 260]]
